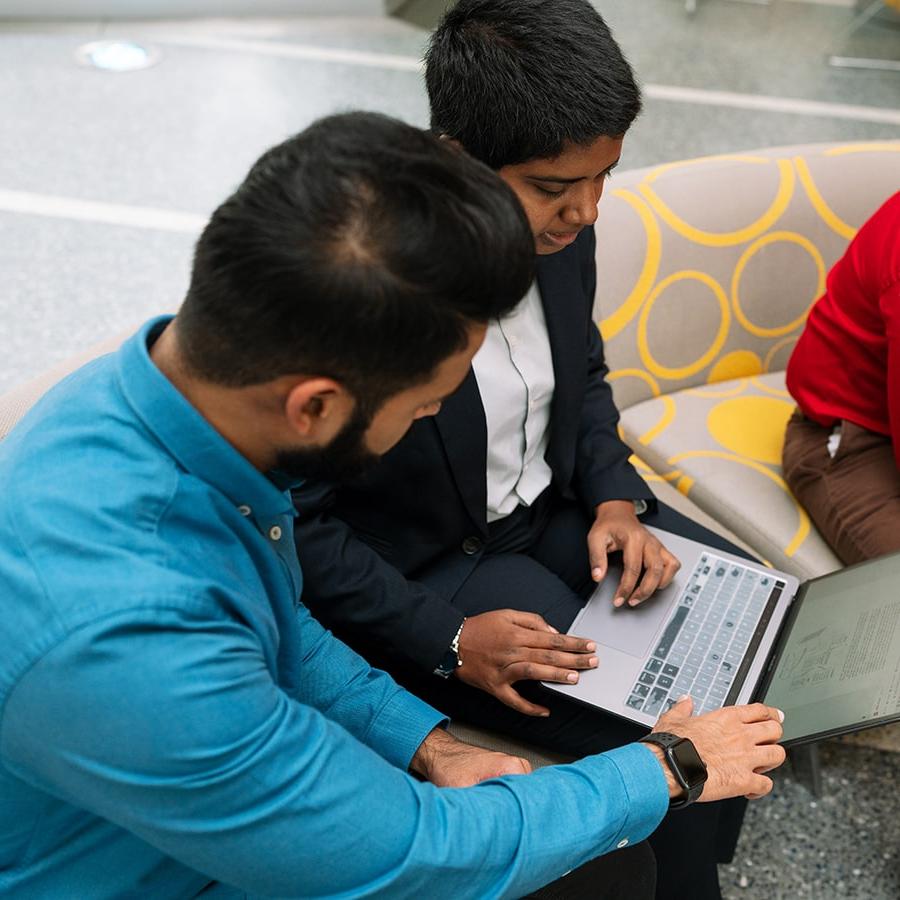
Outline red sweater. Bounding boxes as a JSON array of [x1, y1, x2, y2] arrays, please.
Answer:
[[787, 191, 900, 469]]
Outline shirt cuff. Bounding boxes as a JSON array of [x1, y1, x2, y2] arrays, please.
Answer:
[[364, 689, 448, 771], [598, 743, 671, 848]]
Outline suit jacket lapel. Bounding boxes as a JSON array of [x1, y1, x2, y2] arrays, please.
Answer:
[[432, 241, 584, 531], [537, 247, 583, 480], [433, 368, 488, 534]]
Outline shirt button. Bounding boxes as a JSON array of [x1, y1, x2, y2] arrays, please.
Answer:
[[238, 505, 252, 517], [617, 838, 629, 849], [269, 525, 283, 541], [461, 536, 483, 555]]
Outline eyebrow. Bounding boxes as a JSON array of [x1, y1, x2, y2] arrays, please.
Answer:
[[527, 158, 621, 184]]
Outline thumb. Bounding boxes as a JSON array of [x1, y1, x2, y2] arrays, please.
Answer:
[[665, 694, 695, 722]]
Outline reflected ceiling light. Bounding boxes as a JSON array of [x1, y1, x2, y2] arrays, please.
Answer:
[[75, 40, 160, 72]]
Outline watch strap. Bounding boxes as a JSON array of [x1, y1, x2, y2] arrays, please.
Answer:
[[433, 618, 466, 678], [640, 731, 707, 809]]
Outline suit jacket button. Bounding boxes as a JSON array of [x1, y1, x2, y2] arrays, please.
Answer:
[[462, 536, 483, 555]]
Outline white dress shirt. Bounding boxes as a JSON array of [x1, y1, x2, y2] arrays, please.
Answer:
[[472, 282, 556, 523]]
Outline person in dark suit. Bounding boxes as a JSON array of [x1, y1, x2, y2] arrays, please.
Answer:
[[294, 3, 752, 897]]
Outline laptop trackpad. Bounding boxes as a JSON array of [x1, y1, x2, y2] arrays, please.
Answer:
[[581, 577, 679, 659]]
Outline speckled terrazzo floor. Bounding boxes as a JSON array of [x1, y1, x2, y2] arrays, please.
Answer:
[[720, 741, 900, 899]]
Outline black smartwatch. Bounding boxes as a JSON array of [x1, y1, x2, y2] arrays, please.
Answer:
[[640, 732, 708, 809], [433, 619, 466, 679]]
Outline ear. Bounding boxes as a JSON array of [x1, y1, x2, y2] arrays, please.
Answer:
[[283, 377, 349, 440], [438, 134, 465, 153]]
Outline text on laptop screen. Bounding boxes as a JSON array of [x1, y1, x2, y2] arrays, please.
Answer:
[[763, 554, 900, 743]]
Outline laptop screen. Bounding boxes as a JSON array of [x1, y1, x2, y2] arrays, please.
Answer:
[[762, 552, 900, 744]]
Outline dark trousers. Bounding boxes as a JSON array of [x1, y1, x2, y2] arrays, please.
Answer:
[[349, 492, 751, 900], [527, 841, 656, 900]]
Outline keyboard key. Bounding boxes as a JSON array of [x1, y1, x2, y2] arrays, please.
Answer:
[[646, 658, 663, 673], [663, 664, 680, 677], [627, 695, 645, 710], [657, 675, 673, 689], [639, 672, 656, 685], [653, 605, 689, 659], [643, 687, 669, 716], [634, 683, 650, 698]]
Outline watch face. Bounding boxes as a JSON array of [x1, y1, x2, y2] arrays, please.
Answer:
[[436, 648, 458, 676], [672, 740, 708, 788]]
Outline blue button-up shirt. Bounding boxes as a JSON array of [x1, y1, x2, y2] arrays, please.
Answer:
[[0, 318, 668, 899]]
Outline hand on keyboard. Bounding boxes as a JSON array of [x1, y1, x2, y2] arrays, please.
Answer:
[[648, 695, 786, 803], [588, 500, 680, 607]]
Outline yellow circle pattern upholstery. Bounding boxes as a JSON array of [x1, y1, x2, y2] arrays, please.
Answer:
[[594, 142, 900, 578]]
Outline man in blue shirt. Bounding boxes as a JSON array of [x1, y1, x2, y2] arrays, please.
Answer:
[[0, 112, 785, 899]]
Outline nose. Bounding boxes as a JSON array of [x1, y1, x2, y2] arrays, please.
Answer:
[[562, 181, 601, 227]]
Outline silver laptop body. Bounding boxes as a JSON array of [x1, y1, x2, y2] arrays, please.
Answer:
[[544, 526, 800, 729]]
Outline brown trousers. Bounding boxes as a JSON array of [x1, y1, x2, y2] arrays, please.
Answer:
[[782, 410, 900, 565]]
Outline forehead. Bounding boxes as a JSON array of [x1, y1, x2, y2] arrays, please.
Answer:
[[508, 135, 624, 177]]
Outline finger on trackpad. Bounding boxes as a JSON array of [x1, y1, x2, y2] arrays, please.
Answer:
[[587, 567, 679, 658]]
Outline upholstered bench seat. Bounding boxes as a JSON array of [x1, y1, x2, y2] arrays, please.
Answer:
[[619, 372, 841, 579]]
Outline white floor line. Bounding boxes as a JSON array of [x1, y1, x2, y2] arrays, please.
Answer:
[[783, 0, 855, 7], [159, 33, 422, 71], [157, 34, 900, 125], [642, 84, 900, 127], [0, 189, 205, 233]]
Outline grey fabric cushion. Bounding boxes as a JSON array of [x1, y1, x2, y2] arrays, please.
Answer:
[[620, 372, 842, 579], [593, 141, 900, 411]]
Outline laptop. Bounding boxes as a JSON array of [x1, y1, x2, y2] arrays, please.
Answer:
[[544, 528, 900, 746]]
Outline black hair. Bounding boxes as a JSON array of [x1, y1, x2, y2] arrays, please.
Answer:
[[176, 111, 534, 408], [425, 0, 641, 170]]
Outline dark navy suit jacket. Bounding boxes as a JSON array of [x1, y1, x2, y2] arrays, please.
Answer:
[[293, 227, 655, 671]]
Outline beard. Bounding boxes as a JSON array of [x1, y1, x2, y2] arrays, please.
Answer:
[[274, 400, 380, 483]]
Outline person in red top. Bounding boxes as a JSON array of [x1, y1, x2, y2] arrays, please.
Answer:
[[784, 191, 900, 564]]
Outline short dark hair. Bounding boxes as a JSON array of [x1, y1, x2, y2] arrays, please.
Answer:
[[177, 112, 534, 407], [425, 0, 641, 170]]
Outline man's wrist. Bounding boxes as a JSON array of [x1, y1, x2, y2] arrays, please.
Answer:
[[594, 498, 646, 520], [410, 726, 456, 779], [642, 742, 687, 802]]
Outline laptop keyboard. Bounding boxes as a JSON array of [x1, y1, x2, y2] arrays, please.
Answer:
[[625, 554, 777, 718]]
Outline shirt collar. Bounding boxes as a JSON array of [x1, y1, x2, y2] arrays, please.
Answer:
[[116, 316, 298, 520]]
